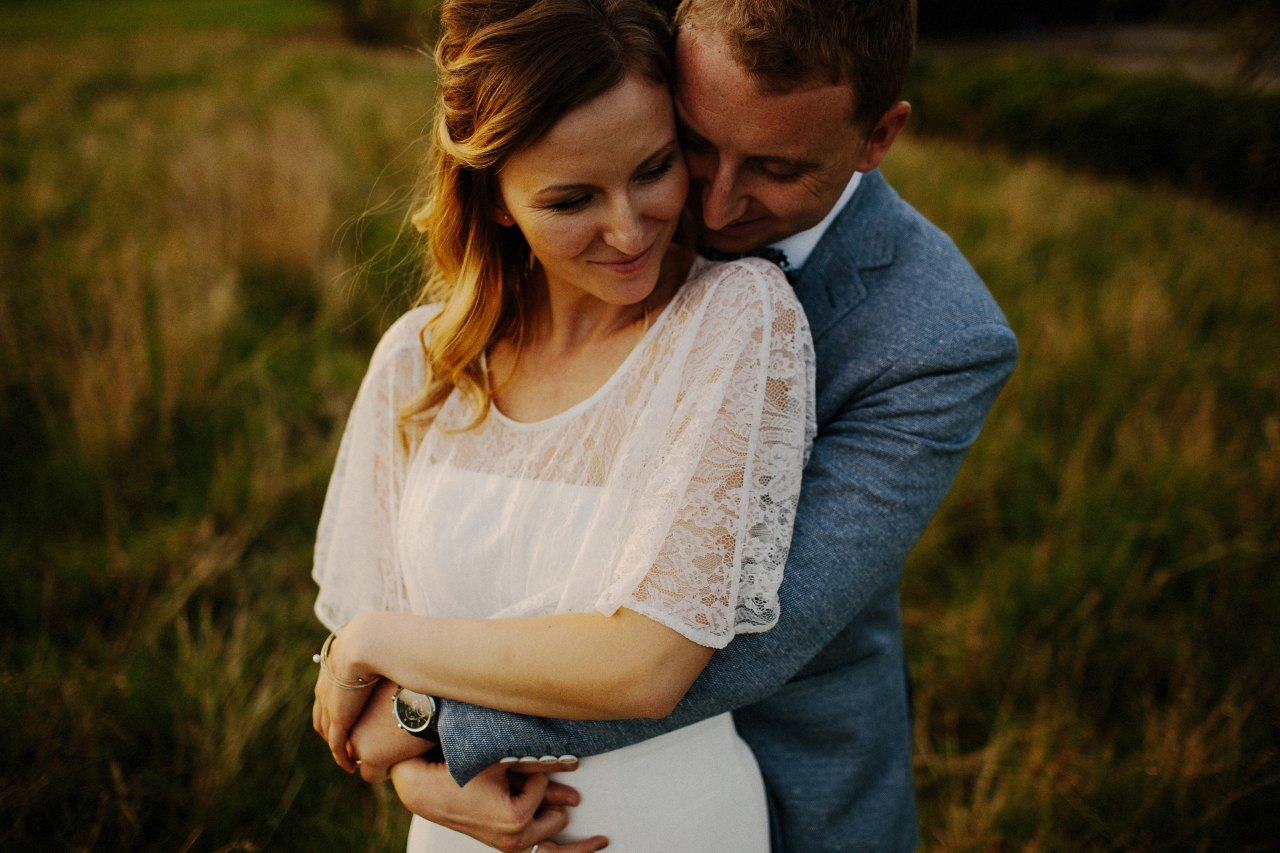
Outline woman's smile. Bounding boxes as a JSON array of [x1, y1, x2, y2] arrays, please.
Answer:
[[590, 244, 655, 275], [494, 72, 688, 313]]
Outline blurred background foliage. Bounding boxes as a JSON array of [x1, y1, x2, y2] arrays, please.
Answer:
[[1, 0, 1277, 851], [905, 56, 1280, 210], [329, 0, 441, 45]]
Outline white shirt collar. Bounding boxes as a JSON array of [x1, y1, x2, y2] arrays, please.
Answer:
[[770, 171, 863, 271]]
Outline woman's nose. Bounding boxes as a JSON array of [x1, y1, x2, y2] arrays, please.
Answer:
[[604, 198, 646, 254]]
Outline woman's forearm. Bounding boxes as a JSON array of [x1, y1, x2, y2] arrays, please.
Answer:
[[335, 608, 713, 720]]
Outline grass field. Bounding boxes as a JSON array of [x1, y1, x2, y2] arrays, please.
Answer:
[[2, 4, 1277, 851], [0, 0, 333, 40]]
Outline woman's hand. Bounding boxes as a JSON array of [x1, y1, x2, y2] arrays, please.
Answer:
[[311, 624, 381, 773]]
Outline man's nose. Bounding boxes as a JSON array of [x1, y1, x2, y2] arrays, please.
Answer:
[[698, 160, 747, 231]]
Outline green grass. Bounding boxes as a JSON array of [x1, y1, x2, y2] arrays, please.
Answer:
[[1, 15, 1278, 853], [885, 140, 1280, 850], [0, 22, 426, 852], [0, 0, 335, 41]]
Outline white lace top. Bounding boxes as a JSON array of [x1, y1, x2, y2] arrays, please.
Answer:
[[313, 257, 815, 649]]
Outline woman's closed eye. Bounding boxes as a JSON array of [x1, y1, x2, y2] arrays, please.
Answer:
[[541, 193, 593, 213], [537, 158, 674, 214], [635, 156, 674, 184]]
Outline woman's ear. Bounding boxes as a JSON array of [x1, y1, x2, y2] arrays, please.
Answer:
[[490, 203, 515, 227]]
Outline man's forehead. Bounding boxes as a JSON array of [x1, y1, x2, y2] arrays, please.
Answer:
[[674, 32, 857, 162], [675, 25, 855, 103]]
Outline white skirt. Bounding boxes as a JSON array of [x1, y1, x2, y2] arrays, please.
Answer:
[[407, 713, 769, 852]]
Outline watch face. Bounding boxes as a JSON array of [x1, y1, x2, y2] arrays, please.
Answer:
[[394, 689, 434, 733]]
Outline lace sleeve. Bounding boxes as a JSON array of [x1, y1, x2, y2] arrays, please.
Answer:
[[617, 260, 815, 648], [311, 306, 436, 630]]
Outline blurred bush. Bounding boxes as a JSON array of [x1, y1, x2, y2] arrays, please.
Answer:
[[905, 54, 1280, 210], [918, 0, 1168, 34], [329, 0, 439, 46]]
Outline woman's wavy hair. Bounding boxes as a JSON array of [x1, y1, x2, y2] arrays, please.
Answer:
[[400, 0, 675, 443]]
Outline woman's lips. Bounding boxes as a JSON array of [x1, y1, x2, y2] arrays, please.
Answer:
[[592, 244, 654, 275]]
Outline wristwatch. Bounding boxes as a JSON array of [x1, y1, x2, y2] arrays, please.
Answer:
[[392, 686, 438, 740]]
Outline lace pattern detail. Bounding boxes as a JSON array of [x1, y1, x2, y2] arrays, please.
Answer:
[[312, 307, 437, 629], [314, 259, 815, 648]]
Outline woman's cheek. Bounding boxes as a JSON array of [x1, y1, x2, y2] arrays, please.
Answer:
[[659, 164, 690, 220], [527, 218, 595, 262]]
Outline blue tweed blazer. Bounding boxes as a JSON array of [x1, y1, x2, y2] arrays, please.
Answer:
[[435, 170, 1018, 852]]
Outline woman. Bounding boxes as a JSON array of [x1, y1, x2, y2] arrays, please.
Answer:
[[311, 0, 814, 848]]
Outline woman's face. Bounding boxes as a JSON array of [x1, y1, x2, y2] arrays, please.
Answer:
[[494, 72, 688, 310]]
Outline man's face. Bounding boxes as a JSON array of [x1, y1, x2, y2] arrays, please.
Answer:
[[674, 26, 868, 254]]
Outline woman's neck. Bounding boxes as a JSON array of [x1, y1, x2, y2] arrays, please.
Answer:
[[525, 275, 658, 356], [484, 260, 682, 423]]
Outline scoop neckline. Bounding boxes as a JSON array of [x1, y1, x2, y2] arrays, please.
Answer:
[[487, 288, 684, 430]]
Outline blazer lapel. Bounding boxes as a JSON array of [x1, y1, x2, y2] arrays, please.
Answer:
[[791, 169, 898, 341]]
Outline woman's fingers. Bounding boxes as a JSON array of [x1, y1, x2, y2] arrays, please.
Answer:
[[312, 662, 379, 775], [315, 680, 354, 772], [327, 720, 355, 773], [534, 834, 610, 852]]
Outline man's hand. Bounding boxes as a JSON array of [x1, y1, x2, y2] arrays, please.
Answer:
[[347, 680, 433, 782], [390, 757, 608, 852]]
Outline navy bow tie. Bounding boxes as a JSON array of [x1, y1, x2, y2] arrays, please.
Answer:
[[698, 243, 795, 279]]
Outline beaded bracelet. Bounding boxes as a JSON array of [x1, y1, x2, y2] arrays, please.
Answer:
[[312, 631, 379, 691]]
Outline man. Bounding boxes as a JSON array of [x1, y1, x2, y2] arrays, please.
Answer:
[[349, 1, 1017, 849]]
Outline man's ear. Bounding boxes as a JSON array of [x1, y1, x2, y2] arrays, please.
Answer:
[[855, 101, 911, 173]]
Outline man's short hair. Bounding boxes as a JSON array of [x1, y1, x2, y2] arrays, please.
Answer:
[[675, 0, 916, 128]]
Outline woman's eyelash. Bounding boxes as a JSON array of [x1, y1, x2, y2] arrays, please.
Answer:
[[541, 157, 674, 213], [546, 195, 591, 212], [638, 159, 674, 182]]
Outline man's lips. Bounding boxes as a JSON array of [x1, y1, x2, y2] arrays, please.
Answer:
[[688, 198, 766, 237], [701, 216, 771, 253], [700, 213, 771, 243], [713, 215, 765, 234]]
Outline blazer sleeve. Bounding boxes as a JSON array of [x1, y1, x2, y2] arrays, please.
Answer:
[[435, 312, 1018, 784]]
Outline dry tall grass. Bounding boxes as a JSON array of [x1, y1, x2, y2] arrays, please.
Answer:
[[1, 29, 430, 851], [5, 33, 422, 463], [887, 139, 1280, 850]]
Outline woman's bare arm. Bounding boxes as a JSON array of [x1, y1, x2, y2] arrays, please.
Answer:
[[338, 608, 713, 719], [313, 607, 714, 770]]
